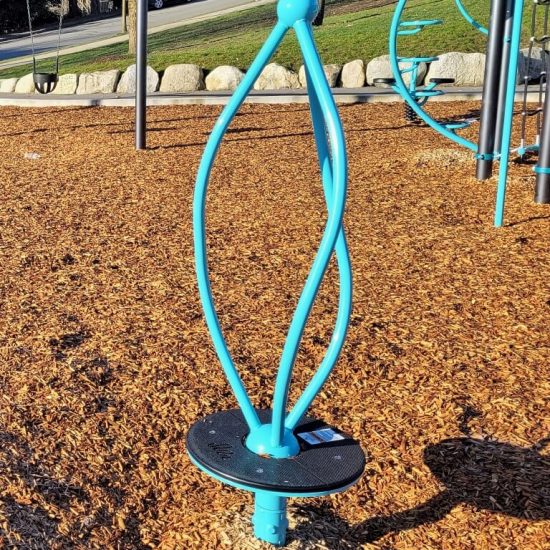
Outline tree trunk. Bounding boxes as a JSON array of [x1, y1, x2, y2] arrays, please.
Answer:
[[128, 0, 137, 55]]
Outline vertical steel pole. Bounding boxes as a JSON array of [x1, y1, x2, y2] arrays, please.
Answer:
[[476, 0, 508, 180], [494, 0, 525, 227], [494, 0, 515, 153], [135, 0, 147, 150], [535, 81, 550, 203]]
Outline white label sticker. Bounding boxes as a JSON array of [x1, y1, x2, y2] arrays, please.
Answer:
[[298, 428, 345, 445]]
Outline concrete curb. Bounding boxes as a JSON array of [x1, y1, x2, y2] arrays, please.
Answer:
[[0, 87, 541, 108]]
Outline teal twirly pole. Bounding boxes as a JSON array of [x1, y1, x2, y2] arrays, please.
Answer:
[[269, 15, 349, 450], [193, 21, 288, 432], [191, 1, 357, 544], [285, 38, 352, 433]]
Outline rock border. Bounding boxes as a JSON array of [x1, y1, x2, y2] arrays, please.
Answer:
[[0, 49, 542, 95]]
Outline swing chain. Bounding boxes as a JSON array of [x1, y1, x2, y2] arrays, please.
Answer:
[[25, 0, 64, 76]]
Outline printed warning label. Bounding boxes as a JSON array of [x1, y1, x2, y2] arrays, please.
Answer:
[[297, 428, 345, 446]]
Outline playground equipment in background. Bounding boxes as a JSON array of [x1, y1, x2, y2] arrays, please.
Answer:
[[25, 0, 64, 94], [186, 0, 365, 546], [386, 0, 550, 227], [379, 1, 488, 125], [387, 1, 488, 146]]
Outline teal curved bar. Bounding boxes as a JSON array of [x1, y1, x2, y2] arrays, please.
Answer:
[[455, 0, 489, 35], [189, 0, 364, 545]]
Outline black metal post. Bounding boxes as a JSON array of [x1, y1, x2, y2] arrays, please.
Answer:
[[312, 0, 325, 26], [494, 0, 515, 154], [535, 80, 550, 203], [135, 0, 147, 150], [476, 0, 508, 180]]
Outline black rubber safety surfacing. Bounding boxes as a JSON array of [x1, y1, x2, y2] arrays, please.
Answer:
[[187, 409, 366, 494]]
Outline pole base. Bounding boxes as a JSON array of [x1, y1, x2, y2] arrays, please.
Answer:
[[476, 160, 493, 181], [535, 175, 550, 204], [253, 493, 288, 546]]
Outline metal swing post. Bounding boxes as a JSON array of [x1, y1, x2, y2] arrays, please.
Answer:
[[494, 0, 514, 155], [534, 0, 550, 203], [535, 71, 550, 202], [476, 0, 508, 180], [135, 0, 148, 150], [494, 0, 526, 227]]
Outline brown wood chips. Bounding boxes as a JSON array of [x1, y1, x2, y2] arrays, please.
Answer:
[[0, 102, 548, 549]]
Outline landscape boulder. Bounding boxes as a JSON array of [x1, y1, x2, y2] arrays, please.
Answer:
[[426, 52, 486, 86], [160, 64, 205, 92], [340, 59, 366, 88], [14, 73, 36, 94], [117, 64, 159, 93], [298, 64, 342, 87], [367, 55, 427, 87], [0, 78, 19, 93], [51, 74, 79, 95], [76, 70, 121, 94], [253, 63, 300, 90], [518, 47, 545, 83], [205, 65, 244, 91]]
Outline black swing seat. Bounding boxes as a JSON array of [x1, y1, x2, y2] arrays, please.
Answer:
[[34, 72, 59, 94], [187, 409, 366, 494], [430, 77, 455, 85], [373, 77, 396, 86]]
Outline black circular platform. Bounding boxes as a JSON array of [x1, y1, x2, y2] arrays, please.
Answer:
[[187, 409, 365, 494]]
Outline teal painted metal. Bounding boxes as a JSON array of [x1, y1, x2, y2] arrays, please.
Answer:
[[454, 0, 489, 34], [253, 494, 288, 545], [285, 58, 352, 432], [494, 0, 525, 227], [270, 17, 350, 449], [389, 0, 478, 152], [517, 144, 539, 157], [397, 19, 442, 35], [533, 166, 550, 174], [191, 0, 358, 544], [193, 20, 287, 433]]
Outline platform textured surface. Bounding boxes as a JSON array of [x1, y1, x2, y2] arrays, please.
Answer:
[[187, 409, 365, 493]]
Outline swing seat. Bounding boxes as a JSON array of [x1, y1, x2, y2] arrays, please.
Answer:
[[33, 72, 59, 94], [187, 409, 365, 494]]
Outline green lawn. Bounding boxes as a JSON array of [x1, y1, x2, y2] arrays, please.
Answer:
[[1, 0, 495, 79]]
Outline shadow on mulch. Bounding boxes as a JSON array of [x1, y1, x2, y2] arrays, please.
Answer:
[[291, 437, 550, 548], [0, 431, 150, 549], [508, 214, 550, 227], [0, 432, 87, 547], [2, 112, 223, 136]]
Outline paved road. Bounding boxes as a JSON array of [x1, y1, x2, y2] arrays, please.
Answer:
[[0, 0, 268, 61]]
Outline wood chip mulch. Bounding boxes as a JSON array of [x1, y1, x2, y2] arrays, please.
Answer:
[[0, 101, 548, 549]]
